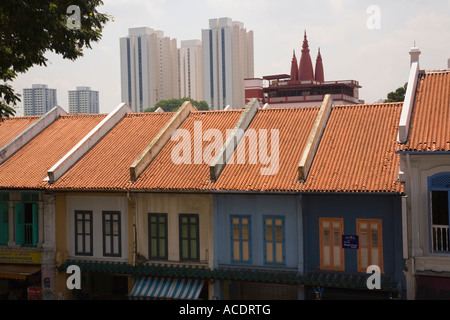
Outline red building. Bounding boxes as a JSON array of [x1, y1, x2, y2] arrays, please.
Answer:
[[245, 32, 364, 107]]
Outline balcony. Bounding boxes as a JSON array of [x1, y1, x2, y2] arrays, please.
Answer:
[[432, 224, 449, 252]]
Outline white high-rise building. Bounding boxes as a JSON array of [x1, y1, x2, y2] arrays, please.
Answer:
[[68, 86, 99, 114], [202, 18, 254, 110], [120, 27, 179, 112], [23, 84, 57, 116], [178, 40, 204, 102]]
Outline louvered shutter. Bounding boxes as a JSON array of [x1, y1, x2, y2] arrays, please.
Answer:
[[15, 203, 25, 245], [32, 203, 38, 246]]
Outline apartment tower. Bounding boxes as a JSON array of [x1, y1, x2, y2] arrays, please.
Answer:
[[23, 84, 57, 116], [120, 27, 179, 112], [202, 18, 254, 110], [68, 86, 99, 114], [178, 40, 204, 102]]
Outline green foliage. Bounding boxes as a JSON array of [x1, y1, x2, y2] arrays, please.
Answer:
[[144, 98, 209, 112], [0, 1, 110, 119], [385, 83, 408, 103]]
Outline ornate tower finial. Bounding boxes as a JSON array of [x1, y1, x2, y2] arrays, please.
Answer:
[[315, 47, 324, 83], [298, 31, 314, 81]]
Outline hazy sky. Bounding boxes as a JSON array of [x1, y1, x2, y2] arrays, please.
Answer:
[[11, 0, 450, 115]]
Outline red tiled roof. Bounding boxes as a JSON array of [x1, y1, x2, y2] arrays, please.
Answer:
[[0, 116, 39, 149], [400, 70, 450, 152], [132, 110, 243, 191], [213, 107, 319, 192], [212, 103, 403, 193], [50, 113, 174, 190], [302, 103, 404, 193], [0, 114, 106, 189], [0, 104, 405, 194]]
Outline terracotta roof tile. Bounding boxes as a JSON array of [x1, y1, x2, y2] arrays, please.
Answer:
[[132, 110, 243, 191], [51, 113, 174, 190], [213, 107, 319, 192], [0, 116, 39, 149], [0, 114, 106, 189], [401, 70, 450, 152], [302, 103, 404, 193], [1, 104, 404, 194]]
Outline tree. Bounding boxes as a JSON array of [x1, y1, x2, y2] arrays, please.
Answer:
[[0, 1, 110, 119], [385, 83, 408, 103], [144, 97, 209, 113]]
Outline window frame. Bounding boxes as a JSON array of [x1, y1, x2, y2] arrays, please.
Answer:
[[230, 215, 252, 264], [263, 215, 285, 266], [179, 214, 199, 261], [428, 172, 450, 254], [356, 219, 383, 273], [102, 211, 122, 257], [16, 193, 39, 247], [74, 210, 93, 256], [0, 192, 9, 246], [319, 217, 345, 271], [148, 213, 168, 260]]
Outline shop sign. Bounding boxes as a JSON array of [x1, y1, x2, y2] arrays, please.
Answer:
[[0, 252, 42, 264], [27, 287, 42, 300], [342, 235, 359, 249]]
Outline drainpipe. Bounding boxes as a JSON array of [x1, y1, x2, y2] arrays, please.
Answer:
[[405, 152, 416, 300], [127, 190, 137, 267]]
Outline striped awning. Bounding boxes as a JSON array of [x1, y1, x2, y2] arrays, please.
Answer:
[[130, 277, 204, 300]]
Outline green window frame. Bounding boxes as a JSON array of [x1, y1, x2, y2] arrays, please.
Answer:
[[15, 203, 38, 247], [179, 214, 199, 261], [148, 213, 168, 260], [75, 210, 93, 256], [0, 192, 9, 246], [102, 211, 121, 257]]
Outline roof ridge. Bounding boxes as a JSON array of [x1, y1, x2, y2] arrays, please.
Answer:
[[334, 102, 403, 109], [423, 68, 450, 74], [192, 109, 243, 114], [60, 114, 106, 118], [258, 106, 321, 112], [1, 116, 40, 120], [125, 112, 174, 117]]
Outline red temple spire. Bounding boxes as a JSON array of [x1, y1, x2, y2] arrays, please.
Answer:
[[315, 48, 324, 83], [290, 50, 299, 81], [298, 31, 314, 81]]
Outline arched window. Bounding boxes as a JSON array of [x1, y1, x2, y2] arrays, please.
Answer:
[[429, 173, 450, 253]]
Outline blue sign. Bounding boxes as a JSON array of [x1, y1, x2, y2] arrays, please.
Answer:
[[342, 235, 359, 249]]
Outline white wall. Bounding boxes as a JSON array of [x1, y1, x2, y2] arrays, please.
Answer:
[[66, 195, 129, 262]]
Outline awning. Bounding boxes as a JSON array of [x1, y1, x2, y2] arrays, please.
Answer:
[[130, 277, 204, 300], [0, 264, 41, 280]]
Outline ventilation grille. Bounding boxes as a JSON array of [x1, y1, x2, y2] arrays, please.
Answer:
[[430, 173, 450, 189]]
